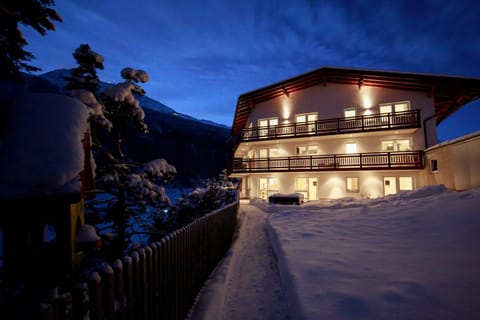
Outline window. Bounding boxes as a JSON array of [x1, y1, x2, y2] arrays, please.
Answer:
[[344, 108, 356, 118], [381, 139, 411, 151], [346, 143, 358, 154], [430, 159, 438, 172], [258, 148, 278, 158], [259, 177, 279, 199], [382, 141, 395, 151], [295, 113, 317, 123], [296, 113, 317, 133], [346, 177, 359, 192], [258, 117, 278, 138], [296, 177, 308, 190], [399, 177, 413, 191], [379, 101, 410, 113], [296, 145, 318, 155]]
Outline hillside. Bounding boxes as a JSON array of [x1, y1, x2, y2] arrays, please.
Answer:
[[2, 70, 233, 184]]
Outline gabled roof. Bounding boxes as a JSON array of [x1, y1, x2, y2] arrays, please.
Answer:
[[231, 66, 480, 135]]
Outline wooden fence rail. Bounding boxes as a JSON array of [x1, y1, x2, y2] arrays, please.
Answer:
[[34, 199, 239, 320]]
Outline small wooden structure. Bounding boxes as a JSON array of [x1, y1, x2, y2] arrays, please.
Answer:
[[0, 93, 97, 299]]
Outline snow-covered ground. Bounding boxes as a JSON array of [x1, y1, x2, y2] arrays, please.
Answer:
[[189, 185, 480, 319]]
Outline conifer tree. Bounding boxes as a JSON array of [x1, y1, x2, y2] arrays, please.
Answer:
[[65, 43, 104, 92], [0, 0, 62, 80]]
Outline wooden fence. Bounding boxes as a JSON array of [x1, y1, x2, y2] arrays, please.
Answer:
[[33, 199, 239, 320]]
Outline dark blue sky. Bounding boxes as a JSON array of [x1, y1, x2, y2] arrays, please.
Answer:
[[21, 0, 480, 141]]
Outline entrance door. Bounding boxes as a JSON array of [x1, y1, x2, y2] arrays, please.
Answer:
[[308, 178, 318, 201], [383, 177, 397, 196]]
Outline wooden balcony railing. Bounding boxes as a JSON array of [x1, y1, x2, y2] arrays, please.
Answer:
[[231, 151, 424, 173], [240, 110, 421, 142]]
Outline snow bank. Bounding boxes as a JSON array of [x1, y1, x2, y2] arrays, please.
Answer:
[[0, 93, 90, 197], [265, 185, 480, 319]]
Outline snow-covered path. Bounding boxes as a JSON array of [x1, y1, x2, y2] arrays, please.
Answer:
[[188, 204, 300, 320]]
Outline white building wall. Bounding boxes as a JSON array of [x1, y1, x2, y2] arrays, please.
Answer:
[[424, 132, 480, 190], [247, 83, 437, 147], [246, 170, 422, 200]]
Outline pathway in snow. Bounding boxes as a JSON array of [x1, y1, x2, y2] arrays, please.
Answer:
[[189, 204, 296, 320]]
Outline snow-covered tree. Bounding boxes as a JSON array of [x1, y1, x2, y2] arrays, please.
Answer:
[[65, 44, 112, 145], [102, 67, 149, 160], [0, 0, 62, 80], [65, 44, 104, 93]]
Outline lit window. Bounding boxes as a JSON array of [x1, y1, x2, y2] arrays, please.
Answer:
[[346, 143, 358, 154], [259, 148, 268, 158], [399, 177, 413, 191], [346, 177, 359, 192], [397, 140, 411, 151], [296, 114, 306, 123], [344, 108, 356, 118], [296, 145, 318, 155], [430, 159, 438, 172], [394, 102, 409, 112], [380, 101, 410, 113], [381, 140, 411, 151], [382, 141, 395, 151], [295, 113, 317, 123], [380, 105, 392, 114], [296, 177, 308, 190], [258, 117, 278, 137], [269, 148, 278, 157]]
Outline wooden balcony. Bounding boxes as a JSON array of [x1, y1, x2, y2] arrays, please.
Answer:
[[240, 110, 421, 142], [231, 151, 424, 173]]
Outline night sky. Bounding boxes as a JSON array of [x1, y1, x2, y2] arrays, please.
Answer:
[[20, 0, 480, 141]]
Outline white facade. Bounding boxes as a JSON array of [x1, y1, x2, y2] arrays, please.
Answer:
[[424, 131, 480, 191], [229, 68, 480, 201]]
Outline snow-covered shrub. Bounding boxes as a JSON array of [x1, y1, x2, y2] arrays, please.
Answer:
[[172, 170, 237, 226]]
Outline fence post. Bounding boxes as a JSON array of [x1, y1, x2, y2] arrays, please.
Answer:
[[72, 282, 89, 320], [122, 256, 134, 320], [130, 251, 142, 319], [138, 248, 148, 319], [87, 272, 103, 320], [145, 246, 154, 319], [112, 259, 126, 320], [99, 263, 115, 320], [150, 242, 160, 319]]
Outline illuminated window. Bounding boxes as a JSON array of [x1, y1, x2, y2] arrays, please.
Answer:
[[295, 113, 317, 123], [296, 145, 318, 155], [344, 108, 356, 118], [381, 139, 411, 151], [296, 113, 317, 133], [380, 101, 410, 113], [258, 148, 278, 158], [346, 143, 358, 154], [259, 177, 279, 199], [296, 177, 308, 190], [399, 177, 413, 191], [258, 117, 278, 137], [346, 177, 359, 192], [382, 141, 395, 151]]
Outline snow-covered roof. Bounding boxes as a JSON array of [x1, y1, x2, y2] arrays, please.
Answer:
[[425, 130, 480, 152], [0, 93, 90, 198]]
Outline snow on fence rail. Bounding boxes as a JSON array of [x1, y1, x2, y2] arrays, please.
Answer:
[[33, 198, 239, 320]]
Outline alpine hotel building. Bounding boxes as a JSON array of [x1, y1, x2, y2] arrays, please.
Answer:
[[228, 67, 480, 201]]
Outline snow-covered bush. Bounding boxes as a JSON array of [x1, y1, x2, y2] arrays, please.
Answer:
[[172, 170, 237, 226]]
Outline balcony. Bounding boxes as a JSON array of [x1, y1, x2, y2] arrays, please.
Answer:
[[231, 151, 424, 173], [240, 110, 421, 142]]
